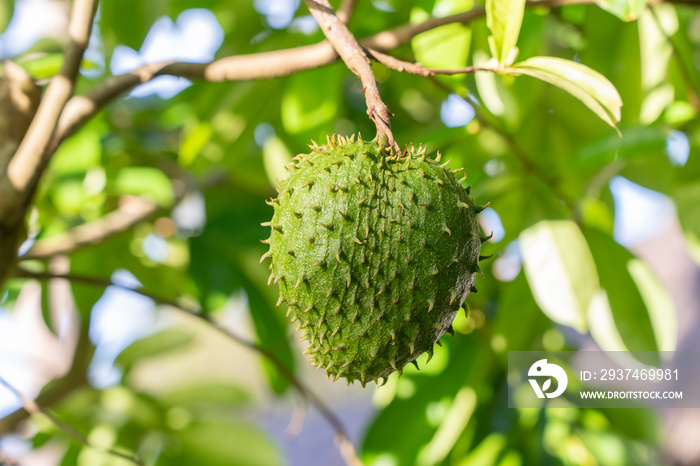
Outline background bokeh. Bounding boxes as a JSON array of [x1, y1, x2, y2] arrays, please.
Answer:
[[0, 0, 699, 464]]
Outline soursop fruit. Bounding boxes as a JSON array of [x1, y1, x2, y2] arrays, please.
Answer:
[[261, 134, 489, 386]]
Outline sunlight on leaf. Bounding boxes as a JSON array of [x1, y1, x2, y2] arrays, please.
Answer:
[[509, 57, 623, 133], [0, 0, 13, 34], [486, 0, 526, 65], [596, 0, 649, 21], [416, 387, 476, 466], [520, 220, 598, 333], [584, 228, 676, 359]]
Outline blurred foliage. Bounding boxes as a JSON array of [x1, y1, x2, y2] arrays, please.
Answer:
[[1, 0, 699, 464]]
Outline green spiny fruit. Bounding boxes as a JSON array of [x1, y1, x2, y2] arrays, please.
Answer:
[[261, 134, 489, 386]]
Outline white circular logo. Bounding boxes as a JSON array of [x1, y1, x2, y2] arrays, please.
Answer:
[[528, 359, 568, 399]]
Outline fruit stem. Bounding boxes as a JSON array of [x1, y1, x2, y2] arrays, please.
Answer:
[[304, 0, 399, 152]]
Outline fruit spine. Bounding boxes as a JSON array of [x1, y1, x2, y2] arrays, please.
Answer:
[[261, 134, 489, 386]]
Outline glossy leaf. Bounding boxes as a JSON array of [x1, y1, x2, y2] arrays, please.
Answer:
[[0, 0, 13, 35], [281, 66, 342, 135], [596, 0, 649, 21], [520, 220, 598, 332], [674, 182, 700, 265], [174, 421, 282, 466], [584, 229, 676, 357], [486, 0, 526, 65], [190, 187, 295, 394], [115, 328, 195, 375], [412, 1, 471, 71], [509, 57, 623, 132], [114, 167, 175, 206]]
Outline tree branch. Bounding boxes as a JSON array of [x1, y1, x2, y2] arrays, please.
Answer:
[[0, 374, 143, 465], [57, 0, 638, 148], [303, 0, 395, 147], [1, 0, 98, 218], [365, 49, 487, 76], [22, 196, 158, 260], [14, 270, 362, 466], [21, 169, 231, 261]]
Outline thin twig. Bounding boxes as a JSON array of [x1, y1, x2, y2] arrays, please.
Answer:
[[304, 0, 397, 149], [21, 167, 230, 261], [22, 196, 158, 260], [1, 0, 98, 219], [365, 49, 488, 76], [0, 375, 143, 465], [51, 0, 629, 149], [14, 270, 363, 466], [52, 0, 698, 148]]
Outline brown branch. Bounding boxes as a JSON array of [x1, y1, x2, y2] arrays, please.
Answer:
[[14, 270, 363, 466], [21, 170, 231, 261], [52, 0, 653, 147], [365, 48, 487, 76], [0, 374, 143, 465], [22, 196, 158, 260], [12, 0, 700, 173], [51, 0, 587, 147], [1, 0, 98, 217], [53, 43, 339, 145], [304, 0, 395, 148]]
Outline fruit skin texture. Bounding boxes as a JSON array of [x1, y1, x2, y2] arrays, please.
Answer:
[[262, 135, 487, 386]]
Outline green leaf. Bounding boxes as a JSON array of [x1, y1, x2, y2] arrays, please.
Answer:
[[262, 136, 293, 188], [571, 126, 667, 171], [520, 220, 598, 333], [674, 182, 700, 266], [114, 167, 175, 206], [416, 387, 477, 466], [175, 421, 282, 466], [178, 120, 214, 167], [100, 0, 162, 50], [190, 188, 295, 394], [50, 125, 103, 175], [456, 433, 507, 466], [584, 229, 676, 357], [596, 0, 649, 21], [486, 0, 526, 65], [161, 383, 249, 408], [509, 57, 623, 133], [411, 2, 471, 70], [638, 7, 676, 124], [115, 328, 195, 375], [281, 66, 342, 134], [0, 0, 14, 35], [362, 337, 485, 466], [491, 273, 549, 353]]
